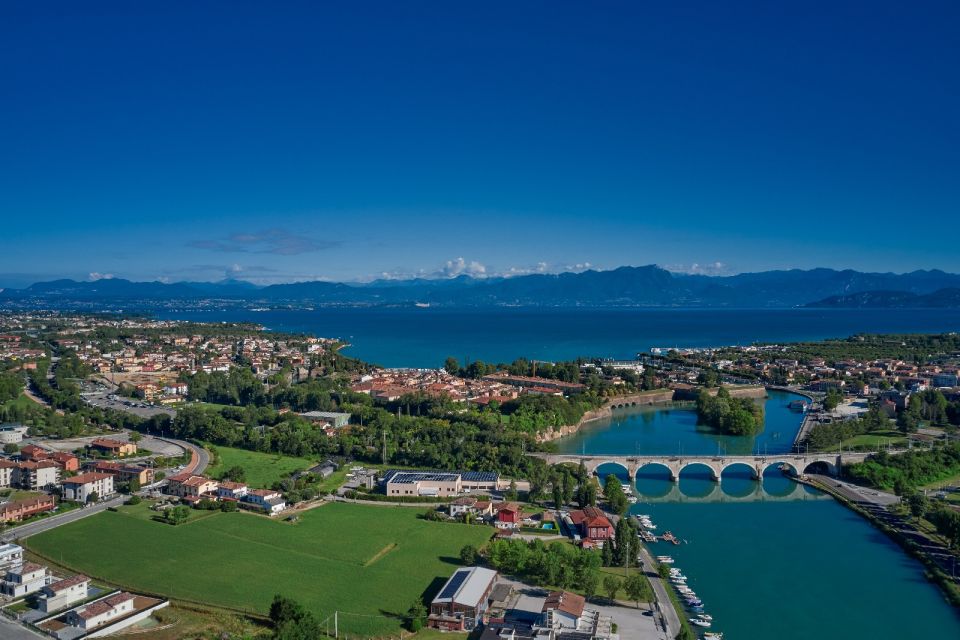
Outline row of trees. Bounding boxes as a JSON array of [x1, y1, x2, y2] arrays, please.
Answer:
[[805, 405, 890, 450], [695, 387, 764, 436]]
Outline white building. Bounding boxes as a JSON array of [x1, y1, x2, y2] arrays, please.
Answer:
[[62, 472, 115, 502], [1, 562, 50, 597], [66, 592, 135, 631], [0, 543, 23, 572], [39, 574, 90, 612], [0, 460, 14, 488], [0, 424, 29, 444], [216, 481, 248, 500], [242, 489, 286, 514]]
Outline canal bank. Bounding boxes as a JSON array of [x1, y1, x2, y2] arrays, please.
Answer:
[[556, 392, 960, 639]]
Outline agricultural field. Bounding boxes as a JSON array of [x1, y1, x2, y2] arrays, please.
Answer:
[[205, 444, 317, 488], [25, 502, 492, 637]]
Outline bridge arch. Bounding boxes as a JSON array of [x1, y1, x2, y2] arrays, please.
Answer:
[[678, 461, 720, 482], [720, 461, 759, 480], [593, 460, 632, 479], [634, 461, 676, 481], [803, 459, 838, 476], [762, 460, 801, 478]]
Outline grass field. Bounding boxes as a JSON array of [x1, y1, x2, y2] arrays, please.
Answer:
[[25, 502, 492, 638], [205, 444, 317, 488], [842, 429, 908, 450]]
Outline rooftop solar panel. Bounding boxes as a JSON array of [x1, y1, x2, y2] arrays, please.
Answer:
[[438, 569, 469, 600]]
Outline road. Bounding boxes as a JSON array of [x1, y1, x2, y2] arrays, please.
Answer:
[[0, 615, 46, 640], [1, 495, 126, 543], [635, 544, 680, 639]]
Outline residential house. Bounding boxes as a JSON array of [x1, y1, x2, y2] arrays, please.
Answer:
[[62, 472, 115, 502], [494, 503, 523, 530], [88, 438, 138, 457], [66, 592, 136, 631], [382, 469, 499, 497], [428, 566, 498, 632], [14, 460, 60, 491], [242, 489, 286, 514], [568, 507, 614, 545], [0, 495, 56, 522], [216, 481, 248, 501], [18, 444, 50, 461], [0, 459, 14, 488], [39, 574, 90, 612], [166, 473, 219, 499], [87, 460, 154, 485], [450, 496, 478, 518], [0, 562, 50, 597], [50, 452, 80, 472], [542, 591, 585, 629]]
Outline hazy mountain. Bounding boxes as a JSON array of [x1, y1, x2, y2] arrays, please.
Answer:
[[807, 288, 960, 309], [4, 266, 960, 308]]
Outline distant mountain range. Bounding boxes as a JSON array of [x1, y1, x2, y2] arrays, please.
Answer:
[[806, 288, 960, 309], [3, 266, 960, 308]]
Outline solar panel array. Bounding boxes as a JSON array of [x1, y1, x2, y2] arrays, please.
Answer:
[[437, 569, 470, 600], [381, 469, 498, 484]]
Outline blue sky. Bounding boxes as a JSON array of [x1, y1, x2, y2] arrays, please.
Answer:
[[1, 1, 959, 287]]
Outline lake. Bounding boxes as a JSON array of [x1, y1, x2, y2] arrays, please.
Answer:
[[156, 307, 960, 368]]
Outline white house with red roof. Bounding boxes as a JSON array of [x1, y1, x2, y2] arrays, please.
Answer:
[[62, 472, 115, 502]]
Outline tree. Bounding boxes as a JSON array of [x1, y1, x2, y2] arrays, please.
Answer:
[[603, 474, 628, 515], [222, 465, 247, 483], [444, 357, 461, 376], [269, 594, 324, 639], [553, 484, 564, 510], [406, 598, 427, 632], [602, 575, 620, 602], [3, 443, 18, 454], [623, 573, 649, 607], [907, 492, 929, 522], [460, 544, 478, 565], [824, 388, 843, 412], [505, 479, 519, 501], [128, 430, 143, 444], [86, 491, 99, 504], [657, 563, 671, 580], [221, 500, 239, 512], [581, 570, 598, 602]]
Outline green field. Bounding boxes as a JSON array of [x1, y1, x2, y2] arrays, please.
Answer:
[[205, 444, 317, 488], [25, 502, 492, 637], [841, 430, 908, 450]]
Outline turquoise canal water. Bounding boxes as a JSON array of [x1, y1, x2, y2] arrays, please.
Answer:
[[557, 393, 960, 639], [555, 390, 803, 457]]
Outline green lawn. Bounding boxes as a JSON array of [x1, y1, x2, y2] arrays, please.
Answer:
[[841, 430, 907, 450], [205, 444, 317, 489], [2, 392, 38, 412], [25, 502, 492, 638]]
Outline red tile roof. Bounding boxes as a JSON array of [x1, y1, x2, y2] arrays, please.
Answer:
[[543, 591, 585, 618], [62, 472, 113, 485]]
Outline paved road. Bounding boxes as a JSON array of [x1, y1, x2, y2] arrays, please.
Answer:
[[1, 495, 126, 543], [636, 544, 680, 639], [0, 615, 46, 640]]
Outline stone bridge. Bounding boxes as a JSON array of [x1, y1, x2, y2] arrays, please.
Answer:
[[528, 451, 872, 481]]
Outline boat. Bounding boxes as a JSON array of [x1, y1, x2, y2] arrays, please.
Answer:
[[628, 495, 638, 504], [656, 556, 674, 563], [703, 633, 724, 640], [690, 618, 711, 628], [699, 614, 713, 621], [661, 531, 677, 543]]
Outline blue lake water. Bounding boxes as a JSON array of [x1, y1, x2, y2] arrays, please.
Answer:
[[155, 307, 960, 368]]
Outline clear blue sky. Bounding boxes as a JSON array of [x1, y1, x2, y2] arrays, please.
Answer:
[[2, 1, 958, 287]]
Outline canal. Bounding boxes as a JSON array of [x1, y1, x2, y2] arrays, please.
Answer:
[[555, 391, 960, 639]]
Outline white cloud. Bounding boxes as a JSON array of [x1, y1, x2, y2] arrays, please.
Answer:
[[662, 261, 729, 276], [441, 257, 487, 278], [88, 272, 115, 281]]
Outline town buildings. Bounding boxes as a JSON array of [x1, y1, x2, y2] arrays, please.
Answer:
[[38, 574, 90, 612], [0, 495, 56, 522], [382, 469, 501, 497], [1, 562, 50, 597]]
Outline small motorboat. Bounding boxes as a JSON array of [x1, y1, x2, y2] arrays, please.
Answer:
[[703, 633, 724, 640], [690, 617, 711, 628]]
